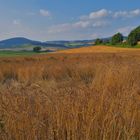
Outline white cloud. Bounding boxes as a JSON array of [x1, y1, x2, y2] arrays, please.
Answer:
[[46, 8, 140, 40], [113, 9, 140, 18], [73, 21, 90, 28], [40, 9, 50, 17], [48, 19, 109, 34], [130, 9, 140, 17], [47, 9, 112, 34], [81, 9, 140, 20], [89, 9, 109, 19], [2, 8, 140, 41], [113, 11, 128, 18]]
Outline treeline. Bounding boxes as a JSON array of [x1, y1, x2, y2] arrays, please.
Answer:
[[95, 26, 140, 47]]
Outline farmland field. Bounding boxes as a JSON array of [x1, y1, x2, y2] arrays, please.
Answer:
[[0, 46, 140, 139], [58, 45, 140, 53], [0, 51, 41, 57]]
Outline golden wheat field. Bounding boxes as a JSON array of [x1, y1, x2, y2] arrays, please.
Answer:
[[0, 46, 140, 140], [58, 45, 140, 53]]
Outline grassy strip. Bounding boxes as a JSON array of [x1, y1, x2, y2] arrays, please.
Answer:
[[0, 51, 46, 57]]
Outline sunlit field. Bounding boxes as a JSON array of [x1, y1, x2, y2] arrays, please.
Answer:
[[0, 46, 140, 139], [58, 45, 140, 53]]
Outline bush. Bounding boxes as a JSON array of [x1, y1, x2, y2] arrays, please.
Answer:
[[111, 33, 123, 45], [128, 26, 140, 46], [33, 46, 41, 52], [95, 38, 103, 45]]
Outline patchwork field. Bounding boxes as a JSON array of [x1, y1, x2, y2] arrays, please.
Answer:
[[0, 46, 140, 139]]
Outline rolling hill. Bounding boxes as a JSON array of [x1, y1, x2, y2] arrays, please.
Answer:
[[0, 37, 127, 51], [0, 37, 68, 51]]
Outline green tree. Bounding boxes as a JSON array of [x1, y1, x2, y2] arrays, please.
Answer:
[[95, 38, 103, 45], [33, 46, 41, 52], [128, 26, 140, 46], [111, 33, 123, 45]]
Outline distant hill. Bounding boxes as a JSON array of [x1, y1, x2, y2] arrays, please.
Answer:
[[0, 37, 96, 51], [0, 37, 38, 48], [0, 36, 127, 51], [46, 37, 124, 48], [46, 40, 96, 48], [0, 37, 68, 51]]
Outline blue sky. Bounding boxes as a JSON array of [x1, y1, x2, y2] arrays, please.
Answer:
[[0, 0, 140, 41]]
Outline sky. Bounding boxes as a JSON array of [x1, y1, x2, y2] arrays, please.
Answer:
[[0, 0, 140, 41]]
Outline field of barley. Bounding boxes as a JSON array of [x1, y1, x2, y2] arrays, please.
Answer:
[[0, 46, 140, 140]]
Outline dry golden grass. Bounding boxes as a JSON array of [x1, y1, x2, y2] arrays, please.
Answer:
[[58, 45, 140, 54], [0, 47, 140, 139]]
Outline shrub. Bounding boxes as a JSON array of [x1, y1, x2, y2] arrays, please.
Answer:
[[33, 46, 42, 52], [95, 38, 103, 45], [111, 33, 123, 45]]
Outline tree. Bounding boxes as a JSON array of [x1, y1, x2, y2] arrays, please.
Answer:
[[95, 38, 103, 45], [33, 46, 41, 52], [111, 33, 123, 45], [128, 26, 140, 46]]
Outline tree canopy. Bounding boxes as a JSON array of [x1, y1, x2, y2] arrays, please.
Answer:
[[127, 26, 140, 46], [95, 38, 103, 45], [33, 46, 42, 52], [111, 33, 123, 45]]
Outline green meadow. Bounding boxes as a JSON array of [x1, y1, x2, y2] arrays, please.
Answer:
[[0, 51, 44, 57]]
